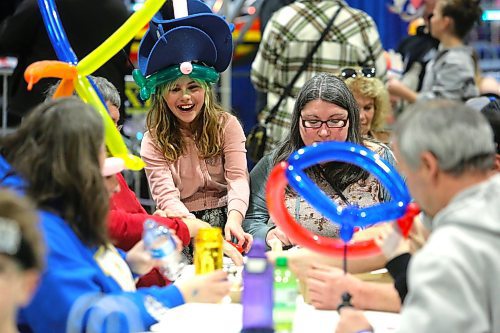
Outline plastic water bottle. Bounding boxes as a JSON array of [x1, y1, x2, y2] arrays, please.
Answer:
[[241, 239, 274, 333], [273, 257, 298, 333], [143, 219, 186, 281]]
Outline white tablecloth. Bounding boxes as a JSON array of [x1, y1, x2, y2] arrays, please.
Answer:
[[150, 298, 400, 333]]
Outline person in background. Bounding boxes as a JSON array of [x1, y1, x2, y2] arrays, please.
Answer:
[[0, 0, 130, 126], [336, 99, 500, 333], [251, 0, 387, 154], [481, 99, 500, 170], [258, 0, 294, 33], [0, 97, 231, 332], [253, 0, 295, 120], [137, 0, 252, 253], [395, 0, 439, 92], [344, 72, 392, 143], [388, 0, 482, 103], [0, 189, 43, 333]]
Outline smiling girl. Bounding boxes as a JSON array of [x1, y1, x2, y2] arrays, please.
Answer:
[[136, 0, 252, 253], [141, 75, 252, 253]]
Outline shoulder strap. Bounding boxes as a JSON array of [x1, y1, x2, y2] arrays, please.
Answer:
[[264, 4, 344, 124]]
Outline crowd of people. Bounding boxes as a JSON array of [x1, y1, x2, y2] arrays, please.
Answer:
[[1, 0, 500, 332]]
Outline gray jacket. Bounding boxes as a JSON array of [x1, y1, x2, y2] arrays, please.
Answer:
[[418, 45, 479, 101], [399, 174, 500, 333]]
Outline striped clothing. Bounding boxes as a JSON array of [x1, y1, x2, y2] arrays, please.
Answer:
[[251, 0, 387, 153]]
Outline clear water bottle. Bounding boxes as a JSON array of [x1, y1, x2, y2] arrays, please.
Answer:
[[273, 257, 298, 333], [143, 219, 186, 281]]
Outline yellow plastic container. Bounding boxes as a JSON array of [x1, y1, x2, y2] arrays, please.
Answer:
[[194, 228, 223, 275]]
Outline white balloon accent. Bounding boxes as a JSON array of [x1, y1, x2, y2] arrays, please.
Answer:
[[180, 61, 193, 75]]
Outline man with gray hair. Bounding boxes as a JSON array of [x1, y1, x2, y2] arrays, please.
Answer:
[[336, 99, 500, 333]]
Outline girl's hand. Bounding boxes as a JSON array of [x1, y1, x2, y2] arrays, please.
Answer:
[[176, 270, 231, 303], [225, 211, 253, 253], [181, 218, 210, 238], [222, 240, 244, 266]]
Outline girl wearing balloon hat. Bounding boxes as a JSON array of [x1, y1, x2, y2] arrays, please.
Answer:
[[135, 0, 252, 253]]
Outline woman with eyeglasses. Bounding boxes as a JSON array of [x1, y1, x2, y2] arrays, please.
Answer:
[[344, 73, 392, 143], [243, 73, 396, 247]]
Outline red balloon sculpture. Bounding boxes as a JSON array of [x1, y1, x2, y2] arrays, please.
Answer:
[[266, 142, 420, 258]]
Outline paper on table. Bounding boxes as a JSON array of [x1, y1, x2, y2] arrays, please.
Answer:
[[150, 303, 242, 333], [150, 297, 400, 333]]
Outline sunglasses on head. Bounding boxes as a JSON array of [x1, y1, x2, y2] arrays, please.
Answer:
[[340, 67, 376, 79]]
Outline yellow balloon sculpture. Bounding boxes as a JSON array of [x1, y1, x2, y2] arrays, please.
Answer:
[[24, 0, 168, 170]]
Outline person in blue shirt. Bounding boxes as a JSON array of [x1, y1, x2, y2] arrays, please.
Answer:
[[0, 97, 231, 333], [0, 189, 44, 333]]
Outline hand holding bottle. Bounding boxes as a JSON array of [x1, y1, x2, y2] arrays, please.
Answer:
[[126, 240, 159, 275], [143, 219, 186, 281]]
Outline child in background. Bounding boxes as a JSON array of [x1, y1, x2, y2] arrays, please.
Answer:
[[136, 0, 252, 253], [388, 0, 482, 103], [0, 190, 43, 333]]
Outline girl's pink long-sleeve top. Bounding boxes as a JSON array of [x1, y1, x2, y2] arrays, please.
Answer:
[[141, 114, 250, 218]]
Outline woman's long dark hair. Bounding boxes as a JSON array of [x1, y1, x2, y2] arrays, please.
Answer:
[[0, 97, 109, 247], [273, 73, 369, 191]]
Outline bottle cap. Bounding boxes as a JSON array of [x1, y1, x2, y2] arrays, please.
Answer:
[[275, 257, 288, 267]]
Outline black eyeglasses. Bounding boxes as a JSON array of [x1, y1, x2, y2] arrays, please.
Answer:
[[340, 67, 376, 79], [300, 117, 348, 129]]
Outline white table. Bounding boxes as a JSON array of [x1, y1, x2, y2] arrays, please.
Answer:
[[150, 298, 400, 333]]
